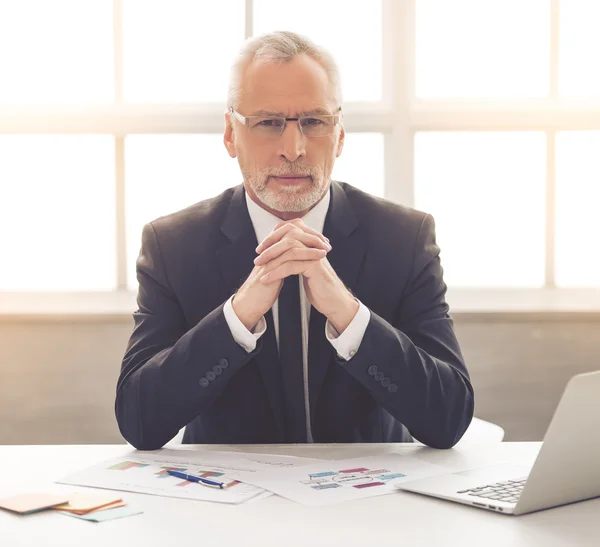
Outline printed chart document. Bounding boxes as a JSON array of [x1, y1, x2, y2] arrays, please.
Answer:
[[235, 454, 451, 506], [152, 448, 326, 482], [57, 448, 323, 505]]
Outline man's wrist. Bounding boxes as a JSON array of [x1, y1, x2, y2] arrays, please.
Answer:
[[327, 292, 360, 334], [232, 292, 263, 332]]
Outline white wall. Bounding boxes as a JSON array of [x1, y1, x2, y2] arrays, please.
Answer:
[[1, 315, 599, 444]]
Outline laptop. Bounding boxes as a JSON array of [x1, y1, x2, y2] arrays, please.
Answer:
[[397, 370, 600, 515]]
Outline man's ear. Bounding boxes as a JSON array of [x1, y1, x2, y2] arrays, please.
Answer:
[[224, 112, 237, 158], [336, 124, 345, 157]]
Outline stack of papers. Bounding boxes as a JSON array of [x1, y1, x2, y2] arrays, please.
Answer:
[[233, 454, 451, 506], [57, 449, 324, 505], [57, 447, 451, 507]]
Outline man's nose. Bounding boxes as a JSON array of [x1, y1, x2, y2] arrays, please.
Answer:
[[278, 120, 306, 162]]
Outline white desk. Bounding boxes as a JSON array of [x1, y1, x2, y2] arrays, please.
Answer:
[[1, 443, 599, 547]]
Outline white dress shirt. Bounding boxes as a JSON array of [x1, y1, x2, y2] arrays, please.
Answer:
[[223, 188, 371, 442]]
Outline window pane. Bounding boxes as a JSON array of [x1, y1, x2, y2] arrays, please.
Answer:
[[332, 133, 384, 197], [253, 0, 382, 101], [416, 0, 550, 99], [555, 132, 600, 287], [414, 132, 546, 287], [559, 0, 600, 98], [125, 135, 241, 289], [0, 136, 116, 290], [0, 1, 113, 104], [123, 0, 245, 103]]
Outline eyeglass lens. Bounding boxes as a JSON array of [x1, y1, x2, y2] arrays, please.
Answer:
[[249, 116, 336, 137]]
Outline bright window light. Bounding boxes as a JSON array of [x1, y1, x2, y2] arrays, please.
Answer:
[[555, 132, 600, 287], [414, 132, 547, 288], [253, 0, 382, 101], [332, 133, 385, 197], [416, 0, 550, 99], [0, 136, 116, 290], [559, 0, 600, 98], [0, 1, 113, 104], [123, 0, 245, 103]]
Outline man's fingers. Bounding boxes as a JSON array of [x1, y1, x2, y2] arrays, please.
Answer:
[[260, 258, 324, 284], [258, 247, 327, 282], [254, 234, 331, 265], [256, 221, 329, 253], [260, 246, 327, 271], [272, 218, 306, 233], [255, 224, 295, 254]]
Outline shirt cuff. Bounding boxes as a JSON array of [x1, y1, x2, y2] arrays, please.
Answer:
[[223, 295, 267, 353], [325, 299, 370, 361]]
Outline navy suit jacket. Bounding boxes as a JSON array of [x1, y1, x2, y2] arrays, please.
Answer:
[[116, 181, 474, 450]]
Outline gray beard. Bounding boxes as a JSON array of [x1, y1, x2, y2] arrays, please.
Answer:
[[244, 164, 328, 213], [252, 177, 327, 212]]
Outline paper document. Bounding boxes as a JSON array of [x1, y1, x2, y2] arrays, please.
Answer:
[[58, 455, 264, 505], [57, 448, 322, 505], [150, 448, 326, 482], [235, 454, 451, 506]]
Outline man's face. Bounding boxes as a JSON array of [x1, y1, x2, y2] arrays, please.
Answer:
[[224, 54, 344, 219]]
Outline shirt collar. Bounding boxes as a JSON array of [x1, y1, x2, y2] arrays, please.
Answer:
[[244, 185, 331, 246]]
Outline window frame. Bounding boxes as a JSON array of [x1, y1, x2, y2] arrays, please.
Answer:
[[1, 0, 600, 312]]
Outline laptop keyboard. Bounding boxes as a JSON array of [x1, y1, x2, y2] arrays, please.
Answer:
[[457, 477, 528, 504]]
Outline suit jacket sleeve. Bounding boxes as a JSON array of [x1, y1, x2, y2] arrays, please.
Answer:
[[338, 214, 474, 449], [115, 222, 260, 450]]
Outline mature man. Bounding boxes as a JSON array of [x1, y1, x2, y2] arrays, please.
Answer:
[[115, 31, 474, 450]]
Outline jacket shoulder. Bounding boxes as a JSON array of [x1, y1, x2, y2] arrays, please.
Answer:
[[148, 186, 237, 237]]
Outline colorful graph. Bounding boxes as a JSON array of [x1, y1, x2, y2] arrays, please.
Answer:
[[195, 470, 225, 478], [155, 466, 187, 479], [196, 471, 239, 488], [300, 467, 406, 490], [106, 462, 241, 489], [108, 461, 150, 471]]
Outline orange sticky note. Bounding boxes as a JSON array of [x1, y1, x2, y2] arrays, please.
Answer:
[[52, 492, 123, 514], [57, 500, 126, 515], [68, 500, 126, 515], [0, 493, 71, 515], [85, 500, 126, 513]]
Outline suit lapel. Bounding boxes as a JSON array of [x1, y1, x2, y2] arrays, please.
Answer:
[[215, 185, 285, 441], [308, 181, 366, 420]]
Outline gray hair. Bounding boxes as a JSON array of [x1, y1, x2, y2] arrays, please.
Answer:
[[227, 31, 343, 110]]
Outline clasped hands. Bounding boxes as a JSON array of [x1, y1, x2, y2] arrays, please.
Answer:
[[232, 218, 359, 334]]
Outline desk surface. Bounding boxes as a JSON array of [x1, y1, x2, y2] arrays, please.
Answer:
[[1, 443, 599, 547]]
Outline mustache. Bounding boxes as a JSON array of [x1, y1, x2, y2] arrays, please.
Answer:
[[263, 164, 316, 177]]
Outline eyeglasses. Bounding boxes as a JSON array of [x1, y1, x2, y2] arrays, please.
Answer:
[[229, 107, 342, 138]]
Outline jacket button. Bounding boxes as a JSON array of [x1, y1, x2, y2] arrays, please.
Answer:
[[381, 377, 391, 388], [206, 371, 216, 381], [368, 365, 378, 376], [388, 383, 398, 393], [213, 365, 223, 375], [219, 358, 229, 369], [199, 377, 209, 388], [374, 371, 384, 381]]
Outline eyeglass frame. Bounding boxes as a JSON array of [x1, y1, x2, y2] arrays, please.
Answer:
[[228, 106, 343, 137]]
